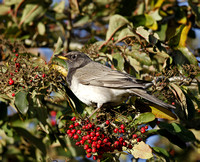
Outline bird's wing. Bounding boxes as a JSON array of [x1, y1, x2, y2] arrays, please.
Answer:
[[74, 62, 147, 89]]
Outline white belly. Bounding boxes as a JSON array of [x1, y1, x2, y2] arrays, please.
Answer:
[[70, 77, 129, 108]]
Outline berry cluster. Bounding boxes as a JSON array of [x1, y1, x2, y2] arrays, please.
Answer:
[[66, 117, 149, 161]]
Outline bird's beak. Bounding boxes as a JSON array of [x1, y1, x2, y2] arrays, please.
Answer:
[[55, 54, 68, 60]]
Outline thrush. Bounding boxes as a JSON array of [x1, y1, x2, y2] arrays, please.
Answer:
[[56, 51, 175, 117]]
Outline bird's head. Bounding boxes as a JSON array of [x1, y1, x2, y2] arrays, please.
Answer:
[[56, 51, 91, 69]]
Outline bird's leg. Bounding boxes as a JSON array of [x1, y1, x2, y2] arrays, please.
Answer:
[[88, 104, 102, 119]]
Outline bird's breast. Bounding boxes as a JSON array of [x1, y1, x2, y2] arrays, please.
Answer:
[[69, 76, 130, 107]]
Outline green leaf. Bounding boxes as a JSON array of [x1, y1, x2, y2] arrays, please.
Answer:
[[13, 126, 46, 155], [177, 47, 198, 66], [15, 91, 29, 115], [159, 122, 196, 142], [53, 37, 63, 56], [106, 14, 130, 41], [112, 53, 124, 71], [20, 2, 49, 26], [168, 25, 185, 48], [152, 147, 170, 158], [37, 22, 46, 35], [134, 112, 155, 125]]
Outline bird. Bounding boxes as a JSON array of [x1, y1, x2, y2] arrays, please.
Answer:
[[56, 51, 175, 118]]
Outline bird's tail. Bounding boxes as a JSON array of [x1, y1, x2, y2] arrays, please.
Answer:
[[130, 88, 175, 109]]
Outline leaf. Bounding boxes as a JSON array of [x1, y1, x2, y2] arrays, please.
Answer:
[[116, 28, 136, 42], [37, 22, 45, 35], [14, 91, 29, 115], [179, 22, 191, 47], [134, 112, 155, 125], [53, 0, 65, 13], [152, 147, 170, 158], [168, 25, 185, 48], [112, 53, 124, 71], [149, 105, 177, 120], [169, 83, 187, 116], [159, 122, 196, 142], [130, 141, 153, 159], [20, 2, 49, 26], [188, 0, 200, 27], [53, 37, 63, 55], [127, 56, 142, 73], [13, 126, 46, 155], [106, 14, 130, 41], [177, 47, 198, 66]]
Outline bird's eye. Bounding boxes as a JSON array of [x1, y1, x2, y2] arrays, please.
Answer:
[[71, 54, 77, 60]]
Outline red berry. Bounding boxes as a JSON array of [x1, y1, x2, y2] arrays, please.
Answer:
[[71, 117, 76, 121], [90, 132, 95, 137], [87, 148, 92, 153], [92, 148, 96, 153], [119, 137, 123, 142], [69, 124, 74, 129], [82, 125, 86, 129], [96, 127, 100, 131], [42, 74, 46, 78], [114, 128, 118, 133], [9, 78, 14, 85], [10, 73, 14, 76], [88, 123, 93, 128], [122, 142, 127, 146], [68, 133, 73, 138], [71, 129, 76, 134], [84, 144, 89, 150], [114, 141, 119, 146], [121, 129, 125, 133], [103, 138, 108, 143], [96, 144, 100, 148], [137, 138, 142, 142], [120, 124, 125, 129], [87, 139, 92, 144], [82, 136, 87, 140], [86, 153, 92, 158], [172, 102, 175, 105], [145, 125, 148, 130], [93, 136, 98, 141], [51, 119, 56, 126], [92, 142, 97, 148], [132, 134, 137, 139], [141, 127, 146, 133], [73, 134, 79, 140], [74, 122, 79, 127], [101, 134, 105, 139], [77, 130, 81, 134], [96, 132, 100, 137], [93, 155, 97, 160], [128, 144, 133, 149], [106, 120, 110, 125], [13, 58, 17, 62], [75, 142, 80, 146], [111, 37, 114, 41], [11, 93, 15, 97], [66, 130, 71, 134], [15, 63, 20, 68], [35, 75, 38, 79], [97, 140, 102, 144], [15, 54, 19, 57], [50, 111, 56, 117], [80, 140, 85, 145]]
